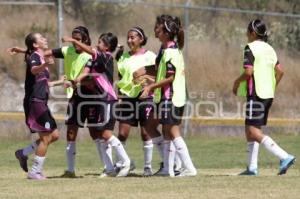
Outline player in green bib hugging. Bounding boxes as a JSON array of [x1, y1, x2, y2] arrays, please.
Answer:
[[140, 15, 197, 177], [115, 27, 161, 176], [233, 19, 295, 176]]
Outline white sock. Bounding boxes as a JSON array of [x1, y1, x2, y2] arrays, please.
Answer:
[[94, 139, 105, 168], [152, 135, 164, 160], [174, 152, 182, 170], [31, 155, 45, 173], [172, 137, 196, 171], [261, 136, 289, 160], [99, 139, 114, 172], [247, 142, 259, 171], [66, 141, 76, 172], [143, 140, 153, 169], [22, 141, 38, 156], [162, 140, 175, 176], [107, 136, 130, 165]]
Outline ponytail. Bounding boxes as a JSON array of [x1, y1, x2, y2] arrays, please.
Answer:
[[162, 15, 185, 49], [24, 33, 37, 63], [115, 45, 124, 61], [174, 17, 184, 49]]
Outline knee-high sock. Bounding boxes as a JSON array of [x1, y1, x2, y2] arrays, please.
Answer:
[[31, 155, 45, 173], [99, 139, 114, 172], [22, 141, 38, 156], [162, 140, 175, 176], [107, 136, 130, 165], [172, 137, 196, 171], [247, 141, 259, 171], [66, 141, 76, 172], [143, 140, 153, 169], [152, 135, 164, 160], [261, 136, 289, 160]]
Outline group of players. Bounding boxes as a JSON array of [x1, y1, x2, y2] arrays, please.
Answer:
[[9, 14, 197, 180], [8, 15, 296, 180]]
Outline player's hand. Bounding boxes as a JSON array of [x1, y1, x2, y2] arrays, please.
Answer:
[[62, 36, 74, 43], [64, 80, 73, 88], [7, 47, 25, 55], [133, 68, 146, 79], [60, 75, 67, 81], [140, 86, 151, 99], [45, 56, 55, 65], [232, 80, 239, 96]]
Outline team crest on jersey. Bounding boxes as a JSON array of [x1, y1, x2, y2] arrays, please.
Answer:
[[45, 122, 50, 129]]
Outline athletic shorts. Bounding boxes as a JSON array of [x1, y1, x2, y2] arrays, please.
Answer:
[[78, 100, 116, 131], [245, 95, 273, 126], [116, 98, 155, 127], [158, 100, 185, 125], [66, 89, 116, 131], [24, 98, 57, 133]]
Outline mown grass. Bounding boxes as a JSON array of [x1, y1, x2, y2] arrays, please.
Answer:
[[0, 134, 299, 199]]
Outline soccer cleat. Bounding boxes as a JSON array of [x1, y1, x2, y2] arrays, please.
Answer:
[[27, 172, 46, 180], [15, 149, 28, 172], [60, 170, 76, 178], [130, 159, 136, 171], [153, 162, 164, 175], [115, 159, 135, 173], [143, 167, 153, 177], [99, 170, 117, 178], [116, 161, 130, 177], [239, 167, 258, 176], [154, 169, 174, 177], [278, 155, 296, 175], [176, 168, 197, 177]]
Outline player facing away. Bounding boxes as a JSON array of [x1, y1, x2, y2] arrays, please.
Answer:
[[140, 15, 197, 177], [13, 33, 62, 180], [115, 27, 160, 176], [233, 19, 295, 175], [62, 32, 131, 177]]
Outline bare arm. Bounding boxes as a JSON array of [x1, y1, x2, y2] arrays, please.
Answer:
[[275, 64, 284, 86], [62, 36, 95, 56], [140, 74, 174, 99], [48, 75, 66, 87], [31, 57, 55, 75], [74, 67, 91, 84], [7, 47, 26, 55], [232, 67, 253, 95]]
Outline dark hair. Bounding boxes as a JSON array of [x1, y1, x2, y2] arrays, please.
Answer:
[[247, 19, 268, 42], [72, 26, 91, 45], [24, 32, 38, 63], [129, 26, 148, 46], [99, 32, 118, 52], [158, 15, 185, 49], [156, 14, 169, 25]]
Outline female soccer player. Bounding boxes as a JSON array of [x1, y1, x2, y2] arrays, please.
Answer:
[[13, 33, 61, 180], [116, 27, 158, 176], [62, 32, 131, 177], [233, 19, 295, 175], [140, 15, 197, 177], [9, 26, 106, 178]]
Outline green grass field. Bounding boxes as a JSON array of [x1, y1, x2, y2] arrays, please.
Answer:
[[0, 134, 299, 199]]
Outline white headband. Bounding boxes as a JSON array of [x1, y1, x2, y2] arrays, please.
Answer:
[[130, 28, 144, 40], [251, 20, 267, 36], [164, 21, 171, 32]]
